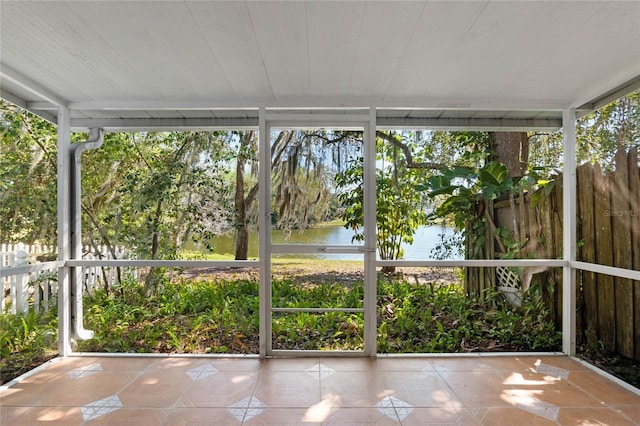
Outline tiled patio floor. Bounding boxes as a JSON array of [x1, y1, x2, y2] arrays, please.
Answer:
[[1, 355, 639, 425]]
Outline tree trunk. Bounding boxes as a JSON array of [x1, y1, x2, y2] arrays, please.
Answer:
[[489, 132, 529, 178], [234, 131, 254, 260], [488, 131, 530, 248], [144, 198, 164, 295]]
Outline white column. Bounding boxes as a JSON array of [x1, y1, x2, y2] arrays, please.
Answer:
[[562, 108, 577, 355], [258, 108, 271, 357], [57, 105, 73, 356], [363, 108, 377, 356]]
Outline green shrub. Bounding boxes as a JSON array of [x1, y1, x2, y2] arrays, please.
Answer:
[[377, 280, 561, 353], [0, 309, 58, 384]]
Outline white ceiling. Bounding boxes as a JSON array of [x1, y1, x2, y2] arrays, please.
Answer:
[[1, 1, 639, 130]]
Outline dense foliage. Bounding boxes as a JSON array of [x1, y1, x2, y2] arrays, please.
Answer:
[[70, 275, 561, 355], [0, 102, 59, 245], [0, 309, 58, 384], [336, 132, 429, 269]]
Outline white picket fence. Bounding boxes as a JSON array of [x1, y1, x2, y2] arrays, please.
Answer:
[[1, 243, 131, 315]]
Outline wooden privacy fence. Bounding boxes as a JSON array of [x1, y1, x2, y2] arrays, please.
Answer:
[[1, 243, 131, 315], [466, 148, 640, 361], [577, 149, 640, 360]]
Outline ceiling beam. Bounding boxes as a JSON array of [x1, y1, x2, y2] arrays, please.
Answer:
[[576, 74, 640, 118], [64, 98, 570, 111], [0, 88, 58, 123], [0, 63, 68, 107], [70, 115, 562, 132], [70, 117, 260, 132], [376, 116, 562, 131]]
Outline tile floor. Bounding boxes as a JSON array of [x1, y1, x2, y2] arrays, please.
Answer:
[[1, 355, 639, 425]]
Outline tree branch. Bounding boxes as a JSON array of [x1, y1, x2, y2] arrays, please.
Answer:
[[376, 131, 449, 170]]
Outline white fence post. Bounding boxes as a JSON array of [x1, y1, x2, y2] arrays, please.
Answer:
[[14, 246, 29, 314], [2, 242, 131, 313]]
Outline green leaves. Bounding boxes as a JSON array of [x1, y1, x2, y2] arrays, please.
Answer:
[[336, 133, 428, 264], [0, 101, 59, 245], [478, 162, 512, 199]]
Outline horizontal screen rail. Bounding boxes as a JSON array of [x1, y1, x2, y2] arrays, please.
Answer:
[[65, 260, 260, 268], [271, 244, 364, 254], [0, 260, 65, 278], [572, 261, 640, 281], [271, 307, 364, 313], [376, 259, 567, 268], [269, 349, 366, 357]]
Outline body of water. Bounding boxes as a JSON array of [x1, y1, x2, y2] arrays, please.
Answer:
[[191, 225, 460, 260]]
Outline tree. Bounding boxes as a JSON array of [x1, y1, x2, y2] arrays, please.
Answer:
[[233, 130, 259, 260], [337, 131, 428, 272], [231, 129, 361, 260], [78, 131, 236, 293], [0, 101, 59, 247], [528, 89, 640, 172]]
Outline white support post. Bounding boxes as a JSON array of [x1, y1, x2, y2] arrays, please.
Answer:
[[562, 108, 577, 356], [363, 107, 377, 356], [258, 107, 271, 357], [57, 106, 73, 356]]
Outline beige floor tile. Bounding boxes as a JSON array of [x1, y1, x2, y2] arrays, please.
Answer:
[[481, 356, 541, 372], [243, 407, 327, 424], [210, 357, 262, 372], [147, 356, 262, 373], [321, 371, 391, 408], [427, 357, 496, 373], [556, 407, 638, 425], [446, 387, 514, 409], [42, 371, 137, 406], [401, 407, 481, 425], [164, 407, 241, 425], [439, 370, 507, 390], [499, 370, 564, 386], [2, 355, 639, 425], [0, 406, 84, 425], [253, 371, 322, 408], [178, 371, 259, 407], [612, 405, 640, 424], [86, 356, 155, 372], [149, 357, 219, 372], [611, 406, 640, 425], [0, 406, 29, 425], [85, 407, 168, 424], [373, 357, 435, 372], [46, 356, 151, 372], [0, 372, 71, 407], [474, 407, 557, 425], [259, 358, 320, 372], [382, 371, 461, 408], [0, 387, 47, 408], [324, 407, 401, 425], [512, 381, 601, 407], [44, 356, 104, 371], [567, 370, 640, 405], [320, 357, 379, 372], [531, 356, 590, 371], [117, 369, 195, 408], [15, 369, 72, 386]]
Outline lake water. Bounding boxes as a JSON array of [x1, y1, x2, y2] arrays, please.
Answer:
[[195, 225, 461, 260]]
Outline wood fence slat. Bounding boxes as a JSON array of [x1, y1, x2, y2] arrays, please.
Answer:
[[594, 162, 616, 352], [551, 179, 563, 324], [628, 148, 640, 360], [577, 163, 598, 344], [611, 149, 634, 358]]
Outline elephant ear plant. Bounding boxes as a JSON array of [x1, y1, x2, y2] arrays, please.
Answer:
[[420, 161, 513, 258]]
